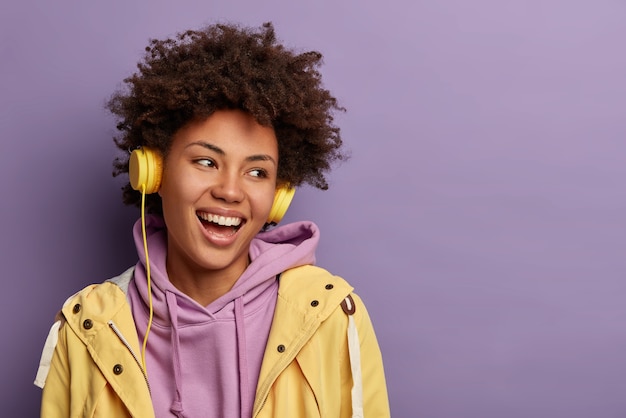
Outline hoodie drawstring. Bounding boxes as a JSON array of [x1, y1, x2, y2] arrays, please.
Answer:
[[235, 296, 251, 418], [164, 291, 251, 418], [166, 291, 186, 418]]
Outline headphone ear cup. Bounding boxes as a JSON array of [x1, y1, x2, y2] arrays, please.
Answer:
[[129, 147, 163, 194], [267, 186, 295, 224]]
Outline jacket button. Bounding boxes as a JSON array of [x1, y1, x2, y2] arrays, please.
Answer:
[[72, 304, 81, 313], [311, 300, 319, 307], [83, 319, 93, 330], [277, 344, 286, 353], [113, 364, 124, 375], [325, 284, 334, 290]]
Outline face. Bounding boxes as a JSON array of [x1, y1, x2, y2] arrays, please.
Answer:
[[158, 109, 278, 284]]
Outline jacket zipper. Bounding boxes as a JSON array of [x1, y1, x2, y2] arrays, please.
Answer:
[[108, 320, 151, 393]]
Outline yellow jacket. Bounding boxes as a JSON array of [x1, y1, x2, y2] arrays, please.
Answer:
[[36, 265, 390, 417]]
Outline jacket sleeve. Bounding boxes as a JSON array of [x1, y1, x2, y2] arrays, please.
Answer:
[[40, 320, 71, 418], [352, 293, 391, 418]]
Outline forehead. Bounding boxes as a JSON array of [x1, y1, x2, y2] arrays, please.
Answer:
[[171, 110, 278, 157]]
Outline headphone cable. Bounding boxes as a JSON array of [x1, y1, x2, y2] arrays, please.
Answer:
[[140, 183, 154, 375]]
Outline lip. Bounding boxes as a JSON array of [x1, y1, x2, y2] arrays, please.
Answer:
[[195, 207, 247, 247], [197, 207, 246, 220]]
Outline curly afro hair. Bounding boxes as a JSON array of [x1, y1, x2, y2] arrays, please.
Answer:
[[107, 22, 346, 214]]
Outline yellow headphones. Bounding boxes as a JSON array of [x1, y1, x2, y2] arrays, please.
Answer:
[[129, 147, 295, 224]]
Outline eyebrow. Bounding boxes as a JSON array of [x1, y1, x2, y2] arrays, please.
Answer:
[[186, 141, 277, 165]]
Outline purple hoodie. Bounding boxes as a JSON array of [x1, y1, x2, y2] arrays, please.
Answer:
[[127, 215, 320, 418]]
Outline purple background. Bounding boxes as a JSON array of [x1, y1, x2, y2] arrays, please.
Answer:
[[2, 0, 625, 416]]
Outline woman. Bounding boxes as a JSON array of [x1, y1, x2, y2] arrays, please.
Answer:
[[35, 22, 389, 417]]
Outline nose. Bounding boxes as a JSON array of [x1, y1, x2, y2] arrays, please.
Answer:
[[210, 172, 245, 203]]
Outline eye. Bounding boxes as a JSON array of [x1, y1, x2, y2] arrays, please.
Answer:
[[249, 168, 268, 178], [195, 158, 215, 168]]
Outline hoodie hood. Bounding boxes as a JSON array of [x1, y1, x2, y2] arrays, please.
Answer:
[[127, 214, 319, 418], [206, 219, 319, 314]]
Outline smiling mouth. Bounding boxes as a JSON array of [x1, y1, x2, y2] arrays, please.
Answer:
[[197, 211, 245, 236]]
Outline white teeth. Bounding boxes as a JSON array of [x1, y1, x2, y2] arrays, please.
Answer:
[[198, 212, 242, 227]]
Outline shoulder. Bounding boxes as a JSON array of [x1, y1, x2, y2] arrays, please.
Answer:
[[277, 265, 362, 319], [34, 267, 137, 389], [58, 267, 135, 322], [279, 265, 353, 295], [105, 266, 135, 294]]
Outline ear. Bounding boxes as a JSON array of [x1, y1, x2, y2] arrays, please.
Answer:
[[129, 147, 163, 194], [267, 185, 295, 225]]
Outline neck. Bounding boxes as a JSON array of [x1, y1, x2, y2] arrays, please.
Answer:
[[165, 255, 249, 306]]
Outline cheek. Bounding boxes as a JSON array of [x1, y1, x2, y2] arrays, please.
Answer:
[[256, 188, 277, 215], [160, 162, 204, 199]]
